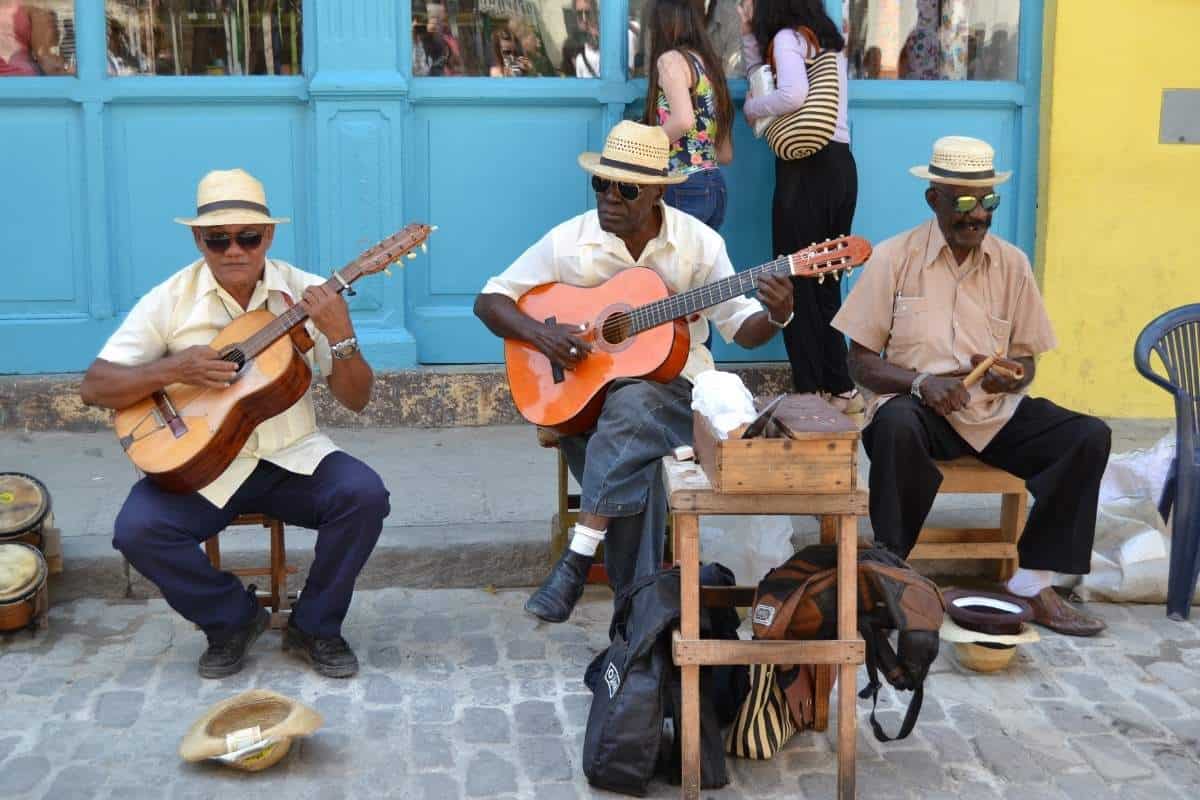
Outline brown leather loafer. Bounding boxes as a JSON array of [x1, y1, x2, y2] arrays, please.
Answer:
[[1009, 587, 1107, 637]]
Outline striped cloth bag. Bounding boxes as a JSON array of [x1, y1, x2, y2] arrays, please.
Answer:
[[725, 663, 796, 759], [764, 27, 840, 160]]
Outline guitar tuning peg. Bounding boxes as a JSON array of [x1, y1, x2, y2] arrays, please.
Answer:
[[431, 225, 440, 232], [420, 243, 428, 253], [384, 268, 393, 276], [833, 271, 840, 281], [407, 252, 417, 260], [818, 274, 825, 284]]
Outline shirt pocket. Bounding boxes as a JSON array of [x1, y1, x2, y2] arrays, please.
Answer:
[[987, 314, 1012, 356], [887, 295, 928, 368]]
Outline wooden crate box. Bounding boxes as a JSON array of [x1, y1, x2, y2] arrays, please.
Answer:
[[692, 394, 858, 494]]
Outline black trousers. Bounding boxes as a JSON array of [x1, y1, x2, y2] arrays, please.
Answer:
[[772, 141, 858, 395], [861, 395, 1112, 574]]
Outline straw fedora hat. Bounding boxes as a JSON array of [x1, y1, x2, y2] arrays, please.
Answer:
[[909, 135, 1012, 187], [578, 121, 687, 185], [179, 689, 322, 772], [174, 168, 291, 227]]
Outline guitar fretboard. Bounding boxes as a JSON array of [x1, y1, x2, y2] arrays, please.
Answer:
[[626, 256, 793, 336]]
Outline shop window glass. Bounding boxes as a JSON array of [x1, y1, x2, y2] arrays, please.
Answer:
[[104, 1, 302, 76], [0, 1, 76, 76], [846, 0, 1018, 81], [629, 0, 743, 79], [412, 0, 600, 77]]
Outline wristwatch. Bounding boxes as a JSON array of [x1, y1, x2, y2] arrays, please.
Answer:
[[330, 336, 360, 360], [910, 372, 931, 402], [767, 310, 795, 329]]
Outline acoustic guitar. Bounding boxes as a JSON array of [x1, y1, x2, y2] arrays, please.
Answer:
[[115, 223, 434, 493], [504, 235, 873, 434]]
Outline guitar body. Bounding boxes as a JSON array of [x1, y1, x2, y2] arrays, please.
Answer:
[[114, 310, 313, 493], [505, 268, 691, 434]]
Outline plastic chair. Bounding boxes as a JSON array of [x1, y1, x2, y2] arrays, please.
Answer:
[[1134, 303, 1200, 620]]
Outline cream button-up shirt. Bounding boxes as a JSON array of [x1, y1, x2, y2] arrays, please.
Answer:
[[481, 203, 763, 381], [98, 258, 340, 508], [832, 219, 1058, 451]]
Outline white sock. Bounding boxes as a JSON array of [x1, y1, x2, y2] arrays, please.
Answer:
[[568, 523, 606, 557], [1006, 568, 1053, 598]]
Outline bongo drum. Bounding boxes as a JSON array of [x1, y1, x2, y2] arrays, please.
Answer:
[[0, 542, 49, 632], [0, 473, 51, 549]]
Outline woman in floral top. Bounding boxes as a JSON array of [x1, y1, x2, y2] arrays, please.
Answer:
[[643, 0, 734, 230]]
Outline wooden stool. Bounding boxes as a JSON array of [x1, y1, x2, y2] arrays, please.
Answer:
[[204, 513, 298, 630], [908, 456, 1027, 580]]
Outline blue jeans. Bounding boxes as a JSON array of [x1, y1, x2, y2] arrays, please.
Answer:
[[665, 167, 727, 231]]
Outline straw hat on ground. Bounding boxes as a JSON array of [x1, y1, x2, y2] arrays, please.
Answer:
[[578, 121, 687, 185], [174, 168, 291, 227], [909, 135, 1011, 187], [939, 589, 1039, 673], [179, 689, 322, 772]]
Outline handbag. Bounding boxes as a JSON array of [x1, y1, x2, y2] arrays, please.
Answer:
[[763, 26, 840, 160], [724, 663, 796, 759]]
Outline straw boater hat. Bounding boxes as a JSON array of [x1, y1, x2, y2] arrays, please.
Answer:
[[578, 121, 688, 185], [179, 689, 322, 772], [174, 168, 291, 227], [909, 135, 1012, 188]]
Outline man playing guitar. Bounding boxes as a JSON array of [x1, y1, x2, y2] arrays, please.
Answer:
[[475, 122, 795, 623], [80, 169, 389, 679]]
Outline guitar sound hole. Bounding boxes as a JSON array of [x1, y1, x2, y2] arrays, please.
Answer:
[[222, 348, 246, 369], [600, 313, 633, 345]]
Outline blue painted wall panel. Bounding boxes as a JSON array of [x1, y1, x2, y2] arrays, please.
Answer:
[[0, 106, 84, 315]]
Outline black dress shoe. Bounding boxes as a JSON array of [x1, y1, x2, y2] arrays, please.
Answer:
[[525, 549, 593, 623], [283, 621, 360, 678], [198, 604, 269, 679]]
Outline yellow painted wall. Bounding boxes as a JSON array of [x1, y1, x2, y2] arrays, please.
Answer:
[[1036, 0, 1200, 417]]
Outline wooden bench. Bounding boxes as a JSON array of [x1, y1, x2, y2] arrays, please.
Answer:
[[204, 513, 298, 630], [908, 456, 1027, 580]]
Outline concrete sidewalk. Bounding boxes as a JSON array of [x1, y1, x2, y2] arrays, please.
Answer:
[[2, 418, 1173, 603]]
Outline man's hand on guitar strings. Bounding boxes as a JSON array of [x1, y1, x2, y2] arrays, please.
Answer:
[[756, 273, 794, 325], [534, 322, 592, 370], [169, 346, 238, 389], [301, 284, 355, 343]]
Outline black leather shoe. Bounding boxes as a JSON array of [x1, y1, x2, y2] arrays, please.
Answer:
[[198, 604, 269, 679], [283, 621, 360, 678], [525, 549, 593, 623]]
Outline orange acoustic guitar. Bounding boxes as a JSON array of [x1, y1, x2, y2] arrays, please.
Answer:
[[114, 223, 434, 493], [504, 235, 873, 434]]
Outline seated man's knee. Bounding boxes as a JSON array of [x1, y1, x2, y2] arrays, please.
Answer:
[[601, 381, 658, 421], [868, 396, 925, 446], [335, 461, 391, 519], [112, 503, 156, 557], [1079, 415, 1112, 455]]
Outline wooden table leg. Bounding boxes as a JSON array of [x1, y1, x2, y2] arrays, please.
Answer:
[[837, 513, 857, 799], [676, 511, 701, 800]]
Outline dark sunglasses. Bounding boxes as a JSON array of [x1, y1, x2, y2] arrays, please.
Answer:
[[202, 230, 265, 253], [942, 191, 1001, 214], [591, 175, 641, 201]]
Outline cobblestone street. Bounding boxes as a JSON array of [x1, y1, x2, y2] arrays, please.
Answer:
[[2, 586, 1199, 799]]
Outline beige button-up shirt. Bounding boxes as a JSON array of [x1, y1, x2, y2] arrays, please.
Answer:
[[98, 258, 340, 508], [481, 203, 763, 381], [831, 219, 1057, 450]]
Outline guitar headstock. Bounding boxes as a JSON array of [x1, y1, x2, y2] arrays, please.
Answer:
[[786, 235, 872, 281], [350, 223, 436, 278]]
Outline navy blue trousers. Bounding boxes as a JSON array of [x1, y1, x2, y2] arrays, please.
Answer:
[[113, 452, 388, 639]]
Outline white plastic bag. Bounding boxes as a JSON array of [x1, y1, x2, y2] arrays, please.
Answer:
[[691, 370, 757, 439], [699, 515, 794, 587]]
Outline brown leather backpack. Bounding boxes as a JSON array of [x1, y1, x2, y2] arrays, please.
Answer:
[[750, 545, 945, 741]]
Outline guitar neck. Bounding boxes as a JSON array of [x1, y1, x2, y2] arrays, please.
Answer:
[[235, 269, 359, 361], [628, 257, 791, 336]]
